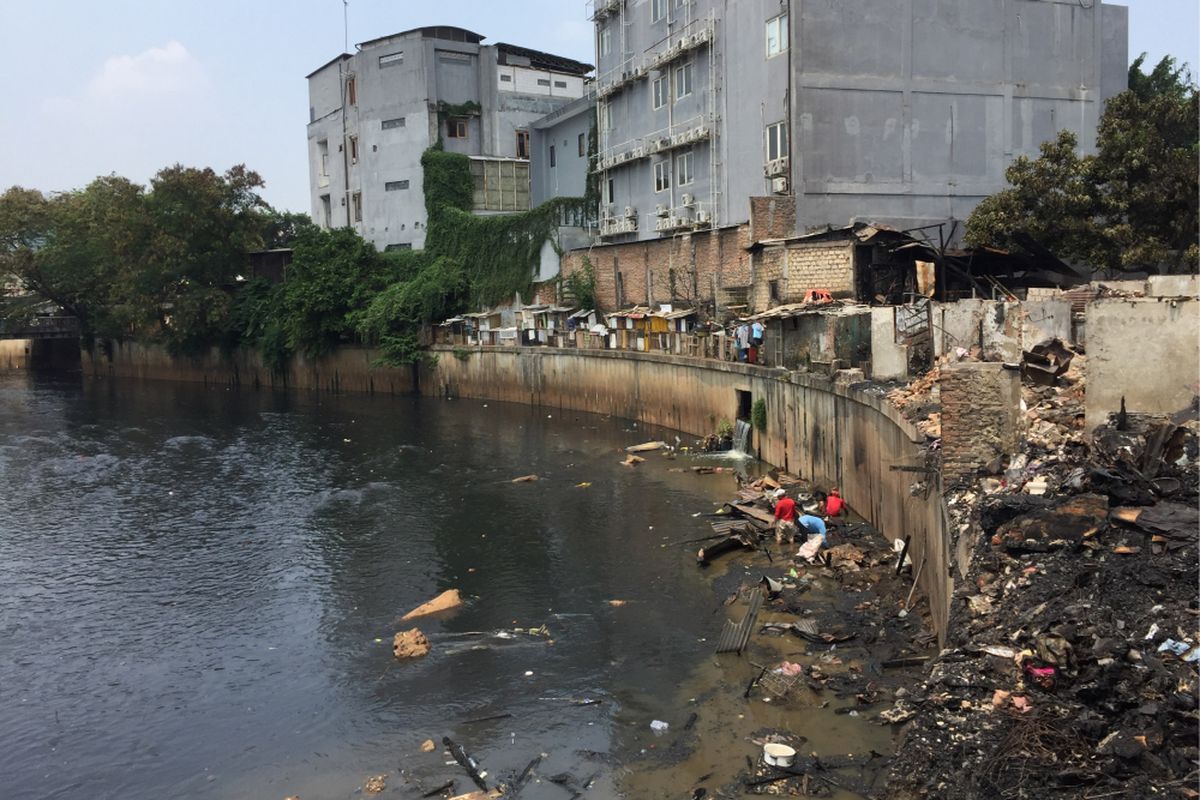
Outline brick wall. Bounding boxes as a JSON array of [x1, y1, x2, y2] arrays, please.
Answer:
[[939, 362, 1022, 481], [561, 224, 753, 311], [785, 242, 855, 297], [749, 196, 797, 241]]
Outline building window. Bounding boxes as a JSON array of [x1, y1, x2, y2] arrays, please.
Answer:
[[317, 140, 329, 175], [500, 74, 512, 83], [769, 279, 780, 303], [599, 25, 612, 57], [349, 135, 359, 164], [381, 117, 405, 130], [385, 180, 409, 191], [550, 145, 556, 168], [352, 192, 362, 222], [554, 80, 568, 89], [675, 149, 694, 186], [516, 130, 530, 159], [319, 194, 331, 226], [604, 177, 615, 205], [598, 101, 612, 132], [447, 118, 468, 138], [537, 78, 551, 87], [766, 120, 788, 161], [674, 62, 693, 100], [439, 52, 471, 64], [379, 51, 404, 67], [654, 160, 670, 192], [385, 243, 413, 251], [578, 132, 586, 157], [651, 0, 667, 23], [346, 75, 357, 106], [652, 74, 669, 110], [766, 14, 789, 57]]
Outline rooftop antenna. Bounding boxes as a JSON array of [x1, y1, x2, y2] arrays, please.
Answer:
[[343, 0, 349, 54]]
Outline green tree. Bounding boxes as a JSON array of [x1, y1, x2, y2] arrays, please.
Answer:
[[966, 54, 1199, 273], [279, 226, 398, 357], [1093, 55, 1199, 271]]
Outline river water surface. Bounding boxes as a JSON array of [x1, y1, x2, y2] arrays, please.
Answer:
[[1, 373, 786, 799]]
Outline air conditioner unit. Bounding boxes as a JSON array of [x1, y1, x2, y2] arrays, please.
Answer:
[[680, 193, 694, 206], [771, 176, 789, 194], [696, 209, 711, 224], [678, 37, 688, 50], [690, 33, 703, 46], [632, 146, 645, 158], [655, 203, 669, 217], [624, 205, 637, 218], [670, 134, 683, 147]]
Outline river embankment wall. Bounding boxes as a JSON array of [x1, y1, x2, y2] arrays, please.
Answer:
[[81, 340, 951, 639]]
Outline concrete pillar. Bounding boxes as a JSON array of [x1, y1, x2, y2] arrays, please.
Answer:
[[939, 362, 1021, 481]]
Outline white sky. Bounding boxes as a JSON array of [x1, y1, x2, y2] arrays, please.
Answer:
[[0, 0, 1195, 213]]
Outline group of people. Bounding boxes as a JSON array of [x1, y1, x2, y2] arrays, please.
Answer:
[[732, 319, 765, 363], [770, 486, 844, 563]]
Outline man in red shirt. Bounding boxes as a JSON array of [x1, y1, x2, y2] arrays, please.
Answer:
[[772, 489, 798, 544], [825, 488, 845, 518]]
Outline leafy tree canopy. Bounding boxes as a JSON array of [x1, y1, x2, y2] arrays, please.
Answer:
[[966, 54, 1199, 274]]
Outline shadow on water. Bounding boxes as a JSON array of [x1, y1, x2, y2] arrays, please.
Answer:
[[0, 374, 901, 800]]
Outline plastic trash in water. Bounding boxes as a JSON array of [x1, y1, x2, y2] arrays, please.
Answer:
[[650, 720, 669, 733]]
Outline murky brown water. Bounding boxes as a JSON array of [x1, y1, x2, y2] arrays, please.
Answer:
[[0, 373, 909, 799]]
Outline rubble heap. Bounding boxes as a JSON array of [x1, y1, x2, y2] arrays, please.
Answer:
[[885, 343, 1200, 798]]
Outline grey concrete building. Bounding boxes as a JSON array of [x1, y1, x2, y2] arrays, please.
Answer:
[[306, 26, 592, 251], [530, 91, 596, 208], [590, 0, 1128, 243]]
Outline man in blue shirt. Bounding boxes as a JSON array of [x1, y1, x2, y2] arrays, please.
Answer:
[[795, 503, 828, 562]]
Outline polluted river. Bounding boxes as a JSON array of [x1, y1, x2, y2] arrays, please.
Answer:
[[0, 373, 928, 799]]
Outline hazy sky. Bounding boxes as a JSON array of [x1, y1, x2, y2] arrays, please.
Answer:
[[1, 1, 1195, 213]]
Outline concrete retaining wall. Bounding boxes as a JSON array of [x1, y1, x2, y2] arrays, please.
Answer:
[[81, 340, 953, 640], [424, 346, 951, 638], [81, 340, 418, 395], [0, 339, 31, 370]]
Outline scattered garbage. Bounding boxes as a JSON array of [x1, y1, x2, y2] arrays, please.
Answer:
[[510, 474, 539, 483], [420, 739, 436, 753], [649, 719, 669, 733], [621, 454, 645, 467], [400, 589, 463, 621], [625, 441, 668, 452], [363, 774, 387, 794], [392, 628, 431, 659]]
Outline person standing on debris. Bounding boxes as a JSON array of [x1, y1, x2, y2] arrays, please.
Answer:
[[772, 488, 798, 544], [734, 321, 750, 362], [795, 503, 828, 562]]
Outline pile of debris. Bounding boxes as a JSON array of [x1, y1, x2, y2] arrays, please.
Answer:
[[887, 388, 1200, 797]]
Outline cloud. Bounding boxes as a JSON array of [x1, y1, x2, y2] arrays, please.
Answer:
[[42, 40, 210, 116], [87, 40, 209, 99]]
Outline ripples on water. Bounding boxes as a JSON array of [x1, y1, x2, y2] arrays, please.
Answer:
[[0, 374, 738, 799]]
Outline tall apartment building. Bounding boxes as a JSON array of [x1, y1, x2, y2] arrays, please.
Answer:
[[306, 26, 592, 251], [590, 0, 1128, 243]]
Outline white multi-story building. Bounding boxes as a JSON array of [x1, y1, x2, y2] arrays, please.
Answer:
[[306, 25, 592, 251]]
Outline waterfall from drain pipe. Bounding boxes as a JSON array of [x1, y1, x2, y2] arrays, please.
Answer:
[[733, 419, 752, 454]]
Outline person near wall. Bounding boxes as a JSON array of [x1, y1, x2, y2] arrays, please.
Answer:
[[795, 503, 829, 562], [734, 321, 750, 363], [825, 488, 845, 518], [771, 488, 798, 544]]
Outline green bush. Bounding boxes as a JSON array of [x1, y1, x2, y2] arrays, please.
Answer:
[[751, 398, 767, 433]]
